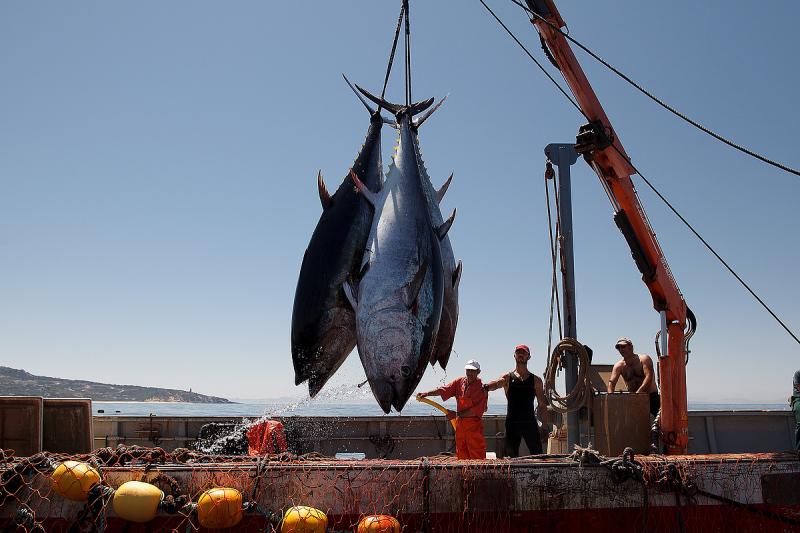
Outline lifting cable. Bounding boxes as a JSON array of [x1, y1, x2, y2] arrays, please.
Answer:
[[512, 0, 800, 179], [403, 0, 412, 106], [543, 162, 563, 361], [379, 2, 407, 106], [378, 1, 413, 109], [478, 0, 800, 348]]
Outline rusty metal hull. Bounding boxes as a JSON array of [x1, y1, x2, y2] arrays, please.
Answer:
[[3, 453, 799, 532]]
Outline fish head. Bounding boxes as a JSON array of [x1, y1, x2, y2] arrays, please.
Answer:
[[358, 298, 427, 413], [292, 303, 356, 393]]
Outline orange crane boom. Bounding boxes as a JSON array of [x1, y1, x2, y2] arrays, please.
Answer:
[[526, 0, 691, 454]]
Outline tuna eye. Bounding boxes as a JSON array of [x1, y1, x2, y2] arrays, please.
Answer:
[[401, 365, 412, 378]]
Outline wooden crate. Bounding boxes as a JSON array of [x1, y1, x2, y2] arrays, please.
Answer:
[[593, 392, 650, 456], [0, 396, 43, 456]]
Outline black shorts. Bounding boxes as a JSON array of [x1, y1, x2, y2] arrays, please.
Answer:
[[504, 420, 542, 457], [649, 392, 661, 417]]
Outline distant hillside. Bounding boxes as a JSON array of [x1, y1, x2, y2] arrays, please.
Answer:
[[0, 366, 231, 403]]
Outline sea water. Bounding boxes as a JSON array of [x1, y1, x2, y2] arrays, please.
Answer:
[[93, 401, 789, 417]]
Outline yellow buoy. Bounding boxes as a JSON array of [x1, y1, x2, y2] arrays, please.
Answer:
[[357, 515, 401, 533], [196, 487, 243, 529], [112, 481, 163, 523], [51, 461, 101, 502], [281, 505, 328, 533]]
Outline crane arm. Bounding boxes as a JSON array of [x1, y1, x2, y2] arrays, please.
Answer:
[[526, 0, 690, 454]]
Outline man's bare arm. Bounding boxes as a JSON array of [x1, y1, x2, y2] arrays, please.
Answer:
[[416, 387, 443, 398], [607, 363, 622, 393], [483, 373, 509, 392], [636, 355, 655, 393], [534, 376, 549, 429]]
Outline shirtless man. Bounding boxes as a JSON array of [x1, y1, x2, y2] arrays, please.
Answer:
[[607, 337, 660, 416]]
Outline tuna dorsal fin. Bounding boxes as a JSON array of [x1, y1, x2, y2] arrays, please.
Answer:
[[436, 209, 456, 240], [453, 260, 463, 289], [342, 281, 358, 311], [436, 173, 453, 203], [317, 171, 332, 209], [403, 260, 429, 311], [414, 94, 449, 129], [349, 170, 379, 207]]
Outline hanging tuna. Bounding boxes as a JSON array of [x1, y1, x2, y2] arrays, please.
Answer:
[[346, 85, 455, 413], [291, 79, 387, 397], [410, 97, 462, 370]]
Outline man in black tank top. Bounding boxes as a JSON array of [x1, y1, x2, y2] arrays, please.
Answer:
[[484, 344, 550, 457]]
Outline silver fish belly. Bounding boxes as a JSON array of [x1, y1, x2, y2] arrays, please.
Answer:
[[349, 113, 444, 413]]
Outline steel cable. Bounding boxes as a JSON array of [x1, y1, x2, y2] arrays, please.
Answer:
[[479, 0, 800, 348], [513, 0, 800, 178], [380, 2, 407, 105], [477, 0, 584, 117], [612, 144, 800, 346], [543, 162, 563, 362]]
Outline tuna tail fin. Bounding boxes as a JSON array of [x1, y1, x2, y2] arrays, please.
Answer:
[[317, 170, 332, 209], [436, 173, 454, 203], [414, 94, 449, 129], [354, 83, 434, 117], [343, 74, 396, 125], [342, 74, 376, 115], [349, 170, 380, 207], [436, 209, 456, 240]]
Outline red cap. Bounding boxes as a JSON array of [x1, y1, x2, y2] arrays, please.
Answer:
[[515, 344, 530, 354]]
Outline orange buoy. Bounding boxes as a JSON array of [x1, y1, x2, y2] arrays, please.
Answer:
[[281, 505, 327, 533], [196, 487, 243, 529], [51, 461, 101, 502], [357, 514, 401, 533]]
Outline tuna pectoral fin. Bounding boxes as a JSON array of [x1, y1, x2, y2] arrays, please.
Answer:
[[317, 171, 332, 209], [436, 173, 454, 203], [403, 260, 429, 313], [354, 83, 434, 117], [349, 170, 379, 207], [436, 209, 456, 240], [342, 281, 358, 311], [453, 260, 463, 289]]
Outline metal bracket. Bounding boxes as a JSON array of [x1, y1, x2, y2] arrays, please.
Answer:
[[575, 121, 613, 156]]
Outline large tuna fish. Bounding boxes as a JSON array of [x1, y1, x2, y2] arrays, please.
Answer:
[[291, 83, 385, 397], [410, 102, 462, 369], [345, 88, 453, 413]]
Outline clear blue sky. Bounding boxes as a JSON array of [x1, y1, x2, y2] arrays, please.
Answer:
[[1, 1, 797, 405]]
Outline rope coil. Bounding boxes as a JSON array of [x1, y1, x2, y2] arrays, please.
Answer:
[[543, 338, 590, 413]]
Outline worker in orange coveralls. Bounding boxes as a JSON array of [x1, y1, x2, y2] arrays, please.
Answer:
[[417, 360, 488, 459]]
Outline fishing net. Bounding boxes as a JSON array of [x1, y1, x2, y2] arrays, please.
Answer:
[[0, 441, 799, 532]]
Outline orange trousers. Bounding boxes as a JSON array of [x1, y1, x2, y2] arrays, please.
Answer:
[[455, 417, 485, 459]]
